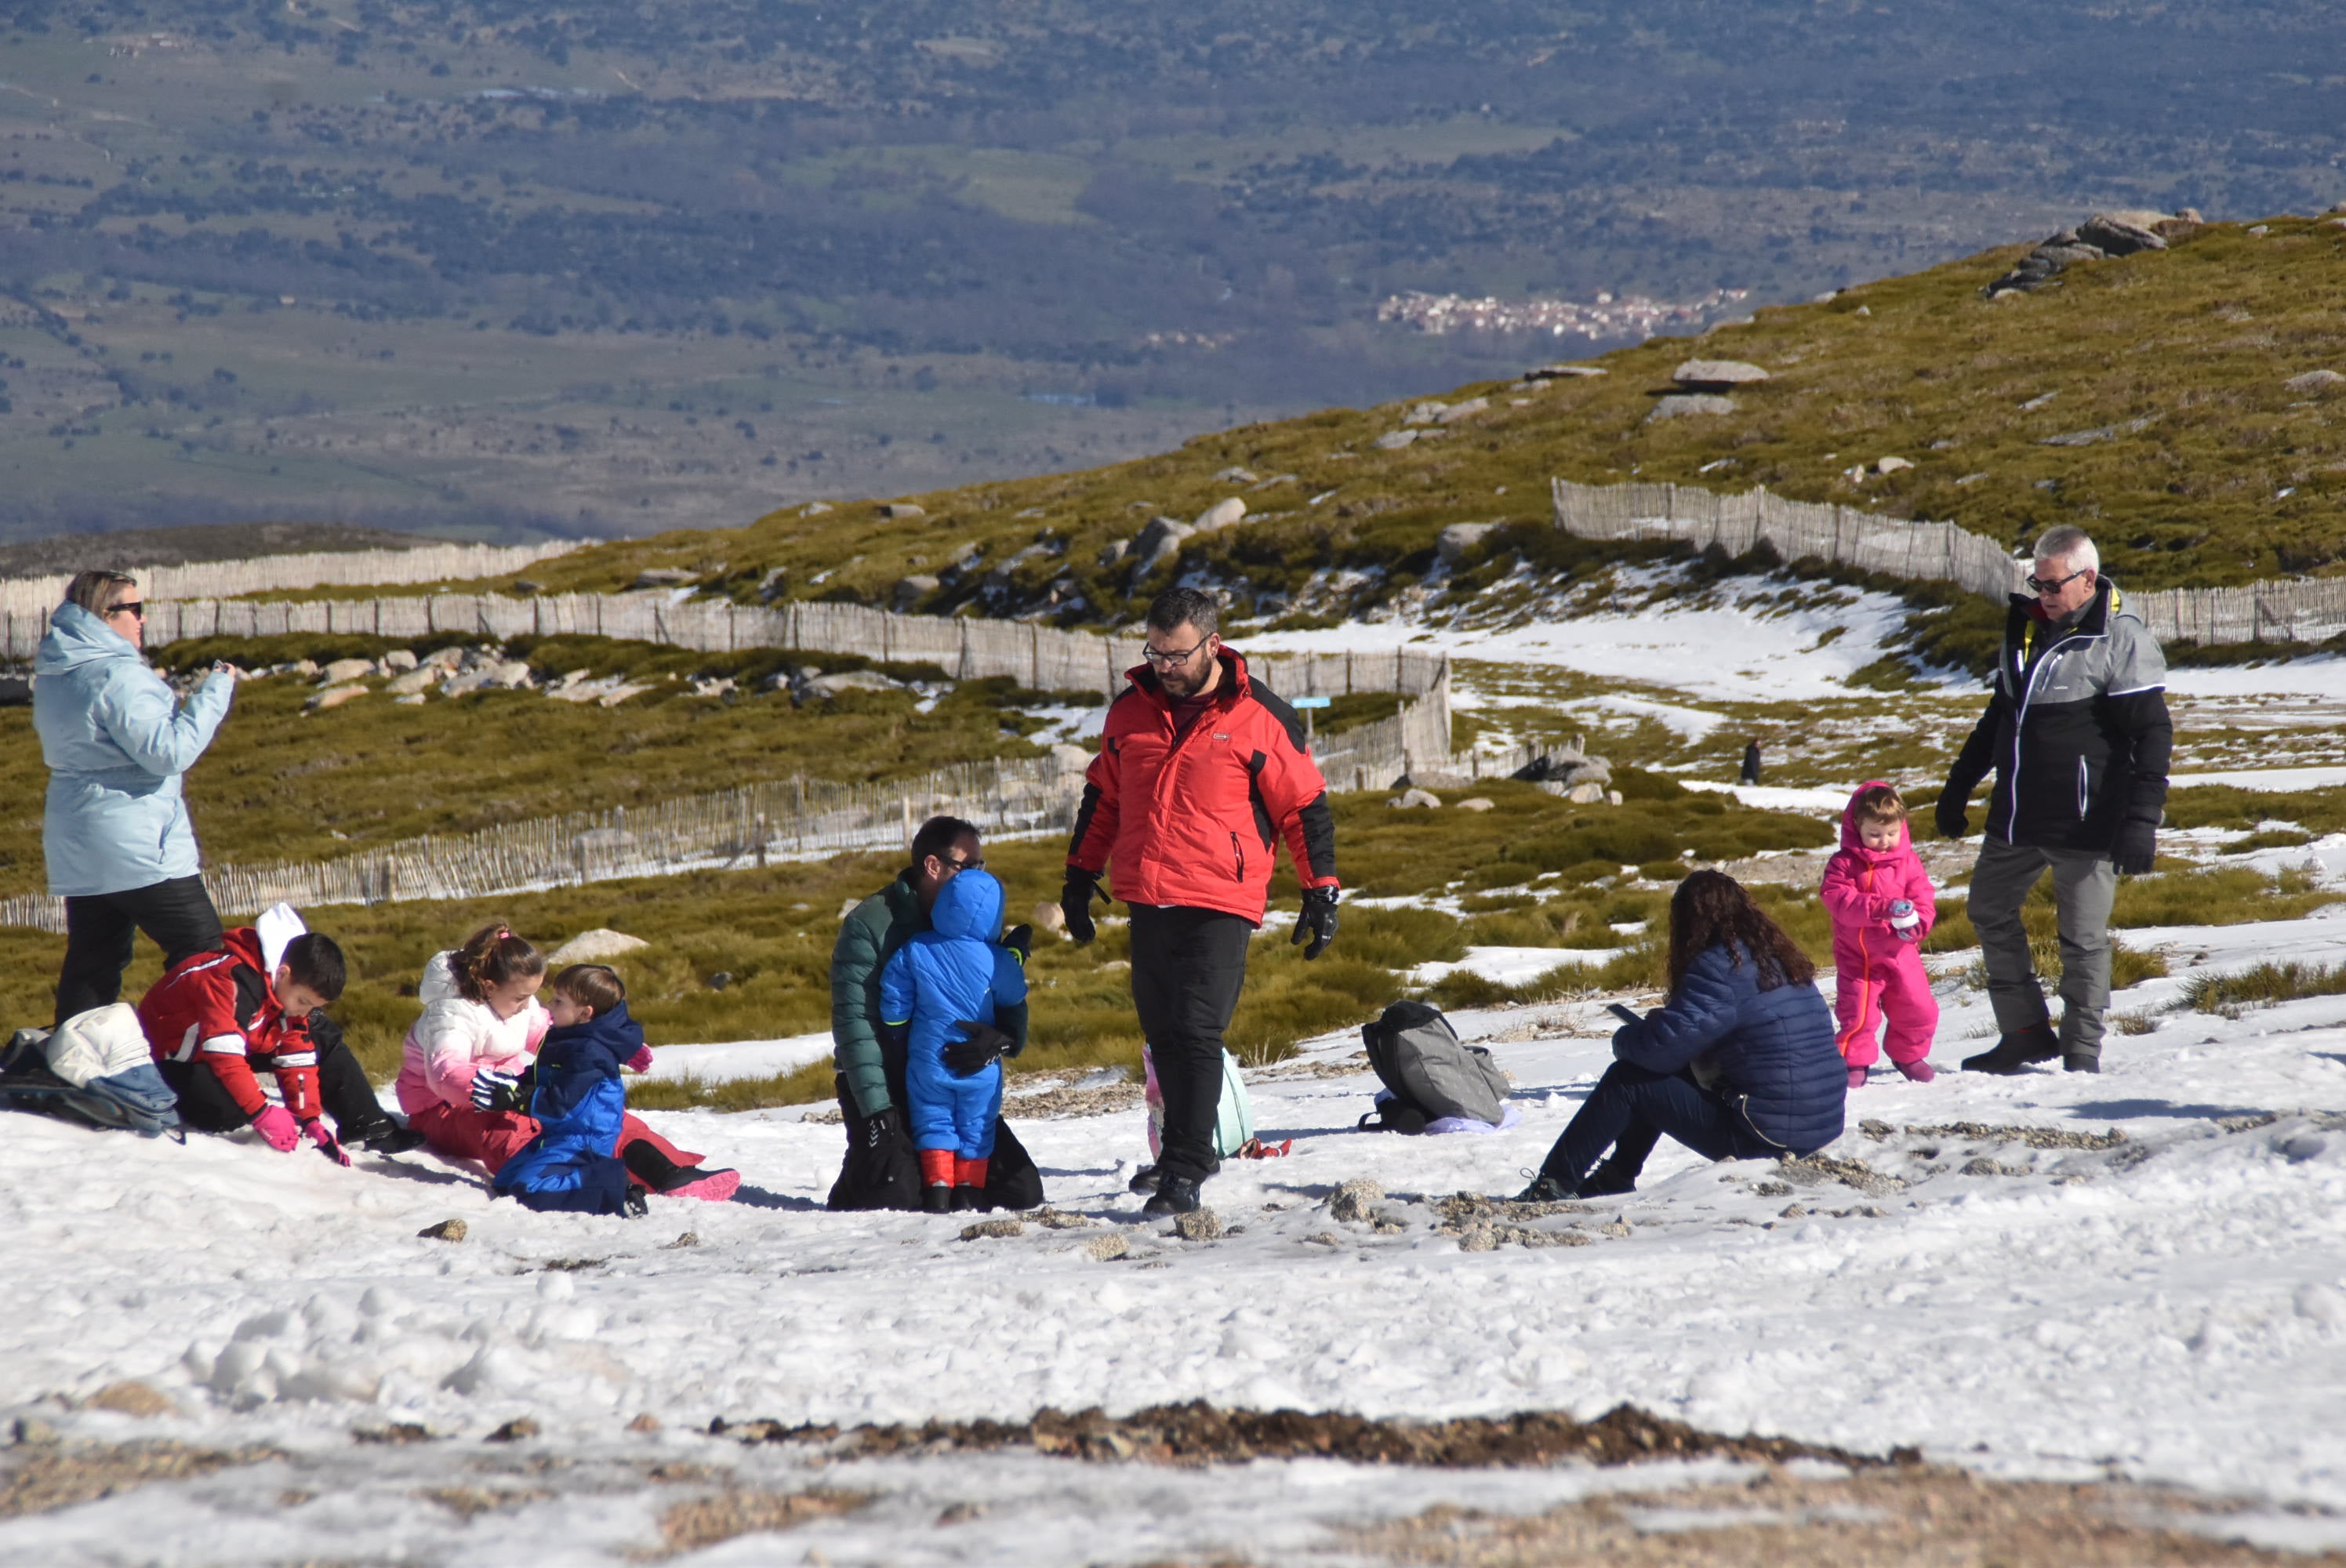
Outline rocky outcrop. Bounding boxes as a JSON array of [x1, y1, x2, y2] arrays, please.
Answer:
[[1985, 209, 2203, 296], [1671, 359, 1769, 392], [1437, 522, 1498, 566]]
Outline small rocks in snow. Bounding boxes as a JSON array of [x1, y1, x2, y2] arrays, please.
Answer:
[[1778, 1204, 1808, 1220], [418, 1218, 468, 1242], [549, 929, 650, 965], [86, 1381, 173, 1418], [11, 1417, 59, 1446], [1083, 1233, 1130, 1261], [1328, 1178, 1385, 1222], [626, 1414, 663, 1433], [1303, 1232, 1342, 1247], [1172, 1209, 1223, 1241], [1033, 1207, 1093, 1229], [486, 1417, 540, 1443], [1374, 429, 1420, 450], [1752, 1180, 1794, 1199], [1389, 788, 1442, 810], [960, 1218, 1024, 1241], [662, 1232, 699, 1250], [353, 1422, 435, 1444]]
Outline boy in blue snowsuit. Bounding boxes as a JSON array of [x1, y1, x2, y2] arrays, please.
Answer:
[[492, 964, 650, 1217], [879, 867, 1028, 1212]]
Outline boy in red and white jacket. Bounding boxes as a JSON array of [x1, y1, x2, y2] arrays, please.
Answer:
[[138, 904, 421, 1160]]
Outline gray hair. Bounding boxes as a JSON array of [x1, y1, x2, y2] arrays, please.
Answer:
[[1146, 586, 1219, 637], [64, 569, 137, 617], [2032, 525, 2099, 573]]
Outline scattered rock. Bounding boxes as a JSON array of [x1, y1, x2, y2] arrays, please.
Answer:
[[1389, 788, 1441, 810], [382, 648, 419, 673], [1171, 1208, 1223, 1242], [1212, 466, 1258, 484], [1084, 1233, 1131, 1261], [2077, 212, 2169, 256], [892, 574, 939, 610], [1436, 521, 1498, 566], [1752, 1181, 1794, 1199], [2040, 416, 2157, 448], [1778, 1204, 1808, 1220], [549, 929, 652, 971], [1402, 400, 1450, 425], [1435, 397, 1490, 424], [2285, 369, 2346, 394], [303, 684, 367, 713], [1986, 209, 2196, 294], [1672, 359, 1770, 390], [485, 661, 534, 690], [1033, 1207, 1094, 1229], [1526, 364, 1607, 379], [1646, 394, 1737, 421], [1875, 456, 1914, 474], [418, 1218, 468, 1242], [317, 657, 375, 685], [1097, 539, 1130, 567], [960, 1218, 1025, 1241], [485, 1418, 540, 1443], [1454, 797, 1495, 812], [662, 1232, 699, 1250], [1399, 770, 1475, 790], [798, 670, 906, 701], [354, 1421, 436, 1443], [1131, 515, 1193, 573], [1192, 497, 1247, 533], [422, 645, 467, 671], [626, 1414, 662, 1433], [1563, 781, 1608, 804], [803, 501, 833, 516], [877, 503, 926, 520], [86, 1381, 173, 1418], [1328, 1178, 1385, 1223], [1373, 429, 1420, 450], [629, 568, 698, 591]]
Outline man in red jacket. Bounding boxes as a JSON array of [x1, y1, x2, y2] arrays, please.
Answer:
[[1064, 586, 1339, 1216]]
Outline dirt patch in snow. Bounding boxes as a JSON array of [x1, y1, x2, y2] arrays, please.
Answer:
[[710, 1401, 1898, 1471], [648, 1486, 870, 1557], [1858, 1118, 2128, 1152], [1342, 1468, 2346, 1566], [0, 1438, 283, 1519]]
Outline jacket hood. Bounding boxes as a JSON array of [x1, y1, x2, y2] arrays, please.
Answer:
[[34, 601, 140, 677], [930, 866, 1004, 941], [542, 999, 644, 1057], [419, 950, 462, 1007], [1124, 646, 1251, 709], [1839, 781, 1912, 858]]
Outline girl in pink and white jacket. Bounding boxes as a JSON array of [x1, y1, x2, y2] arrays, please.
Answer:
[[1820, 782, 1940, 1087]]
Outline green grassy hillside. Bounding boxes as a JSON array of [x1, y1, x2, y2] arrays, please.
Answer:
[[401, 216, 2346, 618]]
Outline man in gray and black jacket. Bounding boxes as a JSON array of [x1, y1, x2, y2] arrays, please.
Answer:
[[1937, 525, 2173, 1075]]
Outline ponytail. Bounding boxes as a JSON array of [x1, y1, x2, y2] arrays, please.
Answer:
[[452, 920, 544, 1004]]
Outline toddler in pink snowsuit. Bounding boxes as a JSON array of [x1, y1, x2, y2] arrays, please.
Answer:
[[1821, 782, 1940, 1087]]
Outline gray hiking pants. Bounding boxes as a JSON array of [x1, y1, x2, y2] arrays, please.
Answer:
[[1967, 837, 2118, 1061]]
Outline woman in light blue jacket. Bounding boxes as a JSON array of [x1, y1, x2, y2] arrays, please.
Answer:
[[34, 570, 237, 1024]]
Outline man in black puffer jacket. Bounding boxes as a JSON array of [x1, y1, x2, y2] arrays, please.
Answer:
[[1937, 525, 2173, 1076]]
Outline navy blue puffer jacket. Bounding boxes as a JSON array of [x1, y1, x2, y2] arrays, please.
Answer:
[[1613, 940, 1846, 1154]]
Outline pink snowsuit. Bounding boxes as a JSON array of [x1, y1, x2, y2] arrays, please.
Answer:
[[1821, 782, 1940, 1069]]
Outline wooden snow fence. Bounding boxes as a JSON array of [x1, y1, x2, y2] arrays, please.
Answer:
[[1549, 477, 2346, 646], [0, 540, 576, 622]]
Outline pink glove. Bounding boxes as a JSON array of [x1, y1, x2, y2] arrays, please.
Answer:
[[303, 1119, 352, 1167], [250, 1104, 301, 1152], [623, 1044, 654, 1074]]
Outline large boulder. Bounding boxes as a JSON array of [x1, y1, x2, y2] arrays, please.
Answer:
[[799, 669, 907, 702], [2075, 213, 2167, 257], [1672, 359, 1770, 390], [1132, 516, 1193, 574], [385, 666, 440, 696], [549, 928, 651, 964], [2286, 369, 2346, 394], [893, 574, 940, 610], [1373, 429, 1421, 450], [1192, 497, 1247, 533], [1647, 394, 1737, 421], [1437, 522, 1499, 566], [317, 658, 375, 686], [383, 648, 419, 673], [1401, 400, 1450, 425], [1435, 397, 1490, 424]]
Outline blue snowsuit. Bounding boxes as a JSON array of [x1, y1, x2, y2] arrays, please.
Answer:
[[492, 1004, 640, 1215], [880, 869, 1026, 1160]]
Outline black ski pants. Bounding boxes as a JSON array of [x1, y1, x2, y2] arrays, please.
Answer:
[[55, 874, 223, 1026], [1128, 904, 1254, 1186], [159, 1016, 389, 1137]]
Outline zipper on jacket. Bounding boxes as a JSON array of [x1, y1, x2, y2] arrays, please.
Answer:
[[1229, 831, 1245, 883], [2076, 757, 2090, 819], [2008, 606, 2114, 844]]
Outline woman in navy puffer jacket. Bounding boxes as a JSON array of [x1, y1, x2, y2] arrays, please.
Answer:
[[1518, 870, 1845, 1200]]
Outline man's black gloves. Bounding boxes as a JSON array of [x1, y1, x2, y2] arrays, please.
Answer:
[[1291, 886, 1339, 960], [470, 1063, 535, 1113], [859, 1105, 906, 1155], [1001, 924, 1033, 965], [944, 1020, 1017, 1076], [1934, 794, 1970, 841], [1061, 870, 1102, 945], [2112, 818, 2158, 876]]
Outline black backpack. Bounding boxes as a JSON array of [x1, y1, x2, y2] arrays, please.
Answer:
[[1358, 1000, 1509, 1133]]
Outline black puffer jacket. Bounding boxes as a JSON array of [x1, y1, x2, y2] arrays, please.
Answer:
[[1944, 581, 2173, 853]]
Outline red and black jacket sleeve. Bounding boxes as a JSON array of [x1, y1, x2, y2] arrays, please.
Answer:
[[141, 951, 321, 1121], [1243, 685, 1339, 891], [1066, 690, 1137, 877]]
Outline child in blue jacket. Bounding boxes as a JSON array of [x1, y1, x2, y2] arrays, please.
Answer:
[[880, 867, 1028, 1211], [492, 964, 652, 1217]]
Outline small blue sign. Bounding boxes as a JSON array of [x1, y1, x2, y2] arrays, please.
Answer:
[[1291, 696, 1331, 709]]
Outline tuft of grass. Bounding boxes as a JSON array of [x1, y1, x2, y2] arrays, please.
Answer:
[[2182, 961, 2346, 1014]]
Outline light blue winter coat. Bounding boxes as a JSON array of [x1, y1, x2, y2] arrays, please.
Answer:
[[33, 602, 232, 898]]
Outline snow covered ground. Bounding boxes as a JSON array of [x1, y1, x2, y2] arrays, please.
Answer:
[[9, 904, 2346, 1563]]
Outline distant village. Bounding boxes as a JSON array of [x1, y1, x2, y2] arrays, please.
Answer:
[[1377, 285, 1753, 340]]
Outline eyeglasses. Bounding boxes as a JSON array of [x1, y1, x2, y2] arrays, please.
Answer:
[[106, 601, 145, 620], [1142, 634, 1211, 667], [2025, 567, 2090, 596], [939, 853, 985, 873]]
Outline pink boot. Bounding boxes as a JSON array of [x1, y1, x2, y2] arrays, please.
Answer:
[[1894, 1058, 1937, 1084], [1847, 1064, 1868, 1090]]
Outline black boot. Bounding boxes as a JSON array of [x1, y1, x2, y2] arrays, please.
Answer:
[[1512, 1171, 1575, 1203], [1127, 1163, 1161, 1196], [951, 1185, 984, 1211], [1962, 1021, 2059, 1075], [921, 1184, 953, 1214], [1141, 1176, 1202, 1217], [622, 1140, 713, 1195], [340, 1112, 425, 1156], [1578, 1160, 1638, 1198], [622, 1185, 648, 1218]]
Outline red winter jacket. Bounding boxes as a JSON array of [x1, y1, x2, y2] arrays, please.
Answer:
[[1068, 648, 1338, 924], [136, 927, 322, 1121]]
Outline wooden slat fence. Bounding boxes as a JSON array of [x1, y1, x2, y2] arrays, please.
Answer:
[[0, 541, 579, 621], [1549, 477, 2346, 646]]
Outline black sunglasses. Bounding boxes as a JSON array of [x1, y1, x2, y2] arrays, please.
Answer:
[[2025, 567, 2090, 596], [107, 601, 145, 620]]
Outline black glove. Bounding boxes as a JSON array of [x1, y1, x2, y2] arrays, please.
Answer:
[[2112, 818, 2157, 876], [1934, 796, 1970, 840], [470, 1064, 534, 1113], [943, 1020, 1015, 1076], [1061, 871, 1102, 945], [1001, 924, 1033, 965], [1291, 886, 1339, 960], [859, 1105, 906, 1156]]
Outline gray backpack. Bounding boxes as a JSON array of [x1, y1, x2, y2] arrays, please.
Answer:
[[1359, 1001, 1509, 1133]]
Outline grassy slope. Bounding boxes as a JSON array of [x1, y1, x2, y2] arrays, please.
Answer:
[[358, 216, 2346, 615]]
